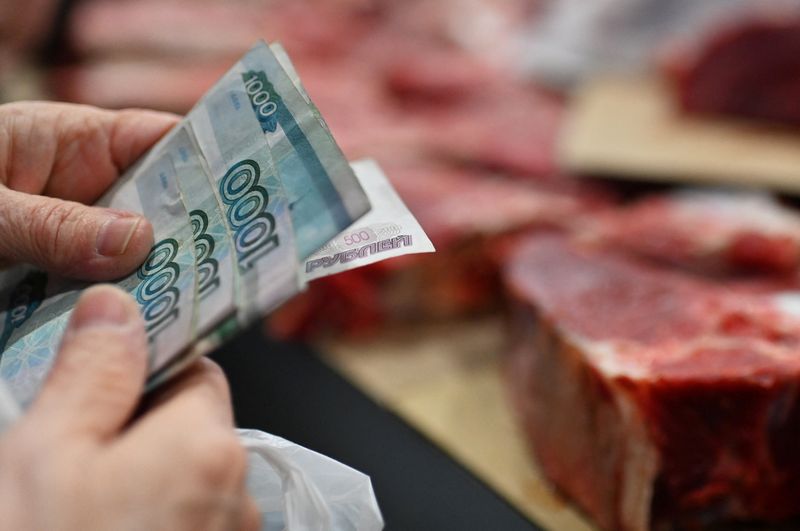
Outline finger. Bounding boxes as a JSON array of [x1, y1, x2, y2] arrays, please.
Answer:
[[0, 188, 153, 280], [237, 496, 262, 531], [0, 101, 178, 202], [29, 285, 148, 441], [103, 423, 249, 531], [117, 359, 235, 457], [207, 482, 260, 531], [141, 358, 234, 427], [107, 363, 243, 521]]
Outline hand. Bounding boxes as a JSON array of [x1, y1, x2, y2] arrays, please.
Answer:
[[0, 285, 261, 531], [0, 101, 178, 280]]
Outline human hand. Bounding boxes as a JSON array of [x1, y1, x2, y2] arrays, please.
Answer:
[[0, 101, 178, 280], [0, 285, 260, 531]]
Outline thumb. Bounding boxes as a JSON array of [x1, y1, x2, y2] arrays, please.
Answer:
[[0, 187, 153, 280], [30, 285, 148, 441]]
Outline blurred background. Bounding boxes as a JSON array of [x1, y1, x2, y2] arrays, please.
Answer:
[[3, 1, 800, 529]]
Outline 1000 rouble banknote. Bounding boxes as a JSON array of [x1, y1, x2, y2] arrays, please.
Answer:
[[0, 150, 197, 405], [0, 41, 433, 408]]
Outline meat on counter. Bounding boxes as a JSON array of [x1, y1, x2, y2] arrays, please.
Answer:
[[504, 235, 800, 531]]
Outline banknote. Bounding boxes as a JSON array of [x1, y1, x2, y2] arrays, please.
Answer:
[[109, 153, 197, 373], [270, 43, 337, 146], [0, 267, 76, 407], [271, 43, 313, 107], [147, 42, 368, 386], [188, 56, 300, 324], [303, 160, 435, 282], [165, 125, 237, 337], [0, 151, 197, 405], [240, 41, 370, 260]]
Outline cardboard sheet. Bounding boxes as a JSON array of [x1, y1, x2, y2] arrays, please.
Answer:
[[562, 77, 800, 194], [321, 318, 595, 531]]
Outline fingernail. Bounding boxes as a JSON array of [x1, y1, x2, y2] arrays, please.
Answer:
[[71, 286, 137, 331], [96, 216, 141, 257]]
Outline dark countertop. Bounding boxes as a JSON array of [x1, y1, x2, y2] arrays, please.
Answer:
[[212, 324, 539, 531]]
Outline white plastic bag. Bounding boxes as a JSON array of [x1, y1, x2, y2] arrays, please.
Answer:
[[0, 377, 383, 530], [239, 429, 384, 531]]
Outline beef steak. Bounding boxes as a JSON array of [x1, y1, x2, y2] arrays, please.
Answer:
[[504, 235, 800, 530]]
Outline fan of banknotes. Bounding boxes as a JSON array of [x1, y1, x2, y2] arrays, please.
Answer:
[[0, 41, 434, 407]]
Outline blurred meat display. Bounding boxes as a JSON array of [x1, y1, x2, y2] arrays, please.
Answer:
[[505, 235, 800, 531], [30, 0, 800, 529], [582, 191, 800, 276], [666, 17, 800, 127]]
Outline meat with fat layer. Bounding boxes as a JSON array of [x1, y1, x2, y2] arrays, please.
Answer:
[[582, 191, 800, 276], [504, 235, 800, 530]]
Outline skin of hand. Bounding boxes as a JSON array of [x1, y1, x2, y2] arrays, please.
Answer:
[[0, 101, 260, 530], [0, 100, 174, 279], [0, 286, 261, 531]]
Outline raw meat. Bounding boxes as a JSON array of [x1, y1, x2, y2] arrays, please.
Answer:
[[55, 0, 564, 180], [67, 0, 270, 58], [666, 17, 800, 127], [66, 0, 377, 59], [581, 191, 800, 276], [504, 235, 800, 530], [49, 59, 230, 112], [416, 83, 564, 178]]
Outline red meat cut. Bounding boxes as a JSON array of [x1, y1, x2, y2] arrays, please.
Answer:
[[581, 191, 800, 276], [504, 235, 800, 530], [666, 17, 800, 127]]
